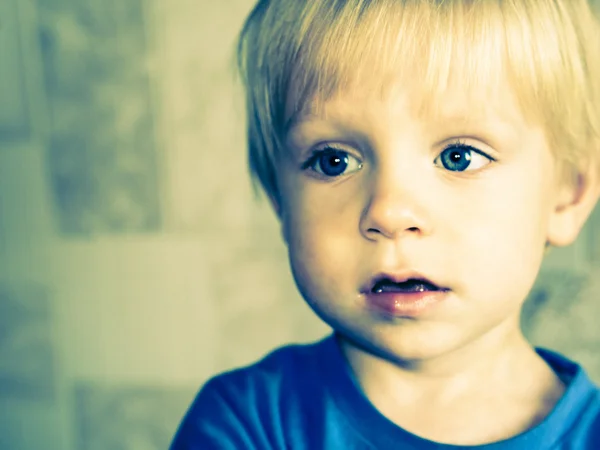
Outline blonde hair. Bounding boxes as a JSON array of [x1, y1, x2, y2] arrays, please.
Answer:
[[237, 0, 600, 202]]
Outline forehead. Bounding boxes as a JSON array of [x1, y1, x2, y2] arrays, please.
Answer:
[[272, 0, 566, 159], [285, 75, 528, 142]]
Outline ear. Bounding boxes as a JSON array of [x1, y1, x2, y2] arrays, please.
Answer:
[[547, 163, 600, 247]]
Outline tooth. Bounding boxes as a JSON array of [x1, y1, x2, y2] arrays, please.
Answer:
[[372, 282, 431, 294]]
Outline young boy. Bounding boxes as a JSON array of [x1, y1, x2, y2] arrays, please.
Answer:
[[172, 0, 600, 448]]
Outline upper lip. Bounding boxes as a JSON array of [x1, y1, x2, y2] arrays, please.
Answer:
[[361, 271, 449, 294]]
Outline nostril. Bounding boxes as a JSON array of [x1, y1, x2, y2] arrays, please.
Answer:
[[364, 226, 420, 238]]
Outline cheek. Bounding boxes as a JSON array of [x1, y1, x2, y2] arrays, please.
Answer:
[[286, 231, 353, 314], [458, 155, 552, 241], [283, 187, 362, 297], [283, 178, 362, 244], [286, 205, 353, 273], [451, 170, 550, 298]]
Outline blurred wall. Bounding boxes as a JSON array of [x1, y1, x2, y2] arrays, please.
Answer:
[[0, 1, 599, 449]]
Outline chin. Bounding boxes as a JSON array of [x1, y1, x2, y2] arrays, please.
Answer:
[[318, 310, 466, 364]]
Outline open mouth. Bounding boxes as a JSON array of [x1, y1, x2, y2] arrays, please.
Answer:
[[370, 277, 444, 294], [362, 273, 450, 316]]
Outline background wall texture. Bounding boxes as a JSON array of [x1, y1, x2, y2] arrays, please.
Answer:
[[0, 1, 599, 449]]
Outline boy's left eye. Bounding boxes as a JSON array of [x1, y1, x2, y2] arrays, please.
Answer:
[[302, 147, 363, 178], [434, 142, 494, 172]]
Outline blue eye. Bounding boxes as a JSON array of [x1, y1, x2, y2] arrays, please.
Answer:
[[436, 143, 493, 172], [303, 147, 362, 177]]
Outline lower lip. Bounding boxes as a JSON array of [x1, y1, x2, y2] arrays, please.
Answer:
[[364, 290, 449, 317]]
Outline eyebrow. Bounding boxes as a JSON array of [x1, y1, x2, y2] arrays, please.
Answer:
[[284, 108, 321, 137], [284, 110, 367, 149], [283, 96, 525, 150]]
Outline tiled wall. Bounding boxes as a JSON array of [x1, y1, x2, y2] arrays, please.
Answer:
[[0, 1, 598, 449]]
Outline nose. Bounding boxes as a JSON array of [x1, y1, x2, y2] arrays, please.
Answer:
[[359, 168, 434, 242]]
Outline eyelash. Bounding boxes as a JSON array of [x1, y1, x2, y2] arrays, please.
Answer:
[[300, 145, 356, 171], [301, 140, 495, 177], [437, 139, 496, 171], [444, 139, 485, 154]]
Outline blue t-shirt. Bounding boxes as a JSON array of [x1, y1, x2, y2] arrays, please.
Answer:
[[171, 334, 600, 449]]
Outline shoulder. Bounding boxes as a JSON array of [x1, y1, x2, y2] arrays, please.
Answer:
[[206, 338, 325, 404], [170, 336, 333, 450], [537, 347, 600, 448], [561, 388, 600, 449], [209, 335, 329, 398], [567, 385, 600, 443]]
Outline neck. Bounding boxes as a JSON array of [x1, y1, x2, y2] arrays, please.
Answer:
[[337, 315, 552, 405]]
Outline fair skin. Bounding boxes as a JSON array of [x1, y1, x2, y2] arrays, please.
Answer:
[[272, 77, 600, 445]]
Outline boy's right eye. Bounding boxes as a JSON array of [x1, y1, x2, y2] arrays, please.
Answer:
[[301, 146, 363, 178]]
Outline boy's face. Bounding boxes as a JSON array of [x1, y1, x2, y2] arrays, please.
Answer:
[[276, 77, 588, 362]]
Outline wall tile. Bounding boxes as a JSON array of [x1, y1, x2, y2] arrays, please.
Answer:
[[37, 0, 162, 235], [0, 282, 56, 402], [73, 382, 195, 450]]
